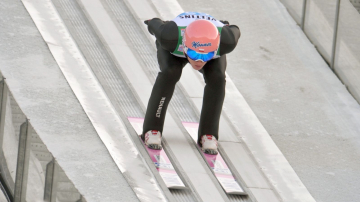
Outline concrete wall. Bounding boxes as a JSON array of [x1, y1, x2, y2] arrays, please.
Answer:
[[349, 0, 360, 12], [280, 0, 360, 103]]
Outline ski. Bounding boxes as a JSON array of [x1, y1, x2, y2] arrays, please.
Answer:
[[128, 117, 186, 189], [182, 122, 245, 195]]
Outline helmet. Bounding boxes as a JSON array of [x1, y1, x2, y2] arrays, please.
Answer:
[[183, 20, 220, 62]]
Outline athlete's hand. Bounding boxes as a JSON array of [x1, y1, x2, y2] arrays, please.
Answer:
[[144, 19, 151, 25], [144, 19, 168, 25], [220, 20, 229, 26]]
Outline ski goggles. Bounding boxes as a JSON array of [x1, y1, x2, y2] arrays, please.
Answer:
[[184, 46, 215, 62]]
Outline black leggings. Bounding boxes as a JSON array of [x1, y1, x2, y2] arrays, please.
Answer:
[[143, 41, 227, 144]]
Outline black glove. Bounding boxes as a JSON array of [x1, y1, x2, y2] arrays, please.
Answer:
[[220, 20, 229, 25], [144, 19, 151, 25], [144, 19, 168, 25]]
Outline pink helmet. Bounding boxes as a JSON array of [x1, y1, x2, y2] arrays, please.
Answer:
[[183, 20, 220, 53]]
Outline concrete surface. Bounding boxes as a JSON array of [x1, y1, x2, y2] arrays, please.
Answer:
[[176, 0, 360, 201], [1, 0, 360, 201], [0, 0, 138, 201]]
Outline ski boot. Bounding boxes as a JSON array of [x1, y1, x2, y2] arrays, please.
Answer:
[[201, 134, 218, 155], [144, 130, 162, 150]]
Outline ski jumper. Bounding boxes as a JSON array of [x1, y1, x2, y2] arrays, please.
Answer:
[[143, 12, 240, 144]]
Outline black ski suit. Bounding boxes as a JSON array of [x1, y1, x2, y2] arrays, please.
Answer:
[[143, 17, 240, 144]]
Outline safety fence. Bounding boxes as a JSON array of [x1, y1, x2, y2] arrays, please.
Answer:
[[280, 0, 360, 103], [0, 77, 85, 202]]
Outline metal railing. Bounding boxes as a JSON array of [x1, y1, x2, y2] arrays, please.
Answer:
[[280, 0, 360, 103], [0, 77, 85, 202], [300, 0, 341, 69]]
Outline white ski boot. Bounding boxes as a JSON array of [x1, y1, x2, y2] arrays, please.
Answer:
[[144, 130, 162, 150], [201, 134, 218, 155]]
